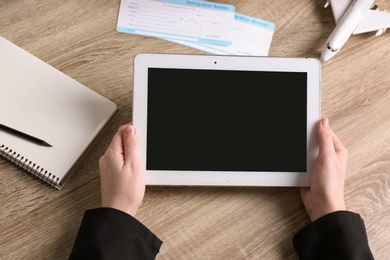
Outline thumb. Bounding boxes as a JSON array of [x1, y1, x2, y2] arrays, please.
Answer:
[[317, 118, 335, 156], [122, 125, 140, 165]]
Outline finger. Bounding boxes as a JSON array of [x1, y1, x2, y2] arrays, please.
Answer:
[[122, 125, 140, 165], [330, 129, 348, 160], [105, 126, 126, 154], [317, 118, 335, 156]]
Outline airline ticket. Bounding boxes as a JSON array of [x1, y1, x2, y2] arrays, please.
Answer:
[[166, 13, 275, 56], [117, 0, 235, 46]]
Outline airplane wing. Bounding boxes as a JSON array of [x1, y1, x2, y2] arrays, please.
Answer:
[[353, 9, 390, 34], [329, 0, 353, 24]]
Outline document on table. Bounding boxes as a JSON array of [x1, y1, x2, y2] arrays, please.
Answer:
[[117, 0, 235, 46], [166, 13, 275, 56], [116, 0, 275, 56]]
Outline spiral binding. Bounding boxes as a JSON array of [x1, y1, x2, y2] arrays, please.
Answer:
[[0, 144, 61, 189]]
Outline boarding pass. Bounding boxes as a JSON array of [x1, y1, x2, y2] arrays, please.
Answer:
[[117, 0, 235, 46], [166, 13, 275, 56]]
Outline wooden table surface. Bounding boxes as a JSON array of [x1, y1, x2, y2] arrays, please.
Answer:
[[1, 0, 390, 259]]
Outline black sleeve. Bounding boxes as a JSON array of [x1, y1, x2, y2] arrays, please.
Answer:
[[69, 208, 162, 260], [293, 211, 374, 260]]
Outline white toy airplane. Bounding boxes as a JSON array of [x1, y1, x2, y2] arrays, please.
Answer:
[[321, 0, 390, 61]]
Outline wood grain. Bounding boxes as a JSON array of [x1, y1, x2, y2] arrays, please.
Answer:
[[1, 0, 389, 259]]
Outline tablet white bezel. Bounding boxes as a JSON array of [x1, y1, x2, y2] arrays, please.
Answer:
[[133, 53, 320, 187]]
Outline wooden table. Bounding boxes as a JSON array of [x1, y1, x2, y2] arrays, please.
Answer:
[[1, 0, 389, 259]]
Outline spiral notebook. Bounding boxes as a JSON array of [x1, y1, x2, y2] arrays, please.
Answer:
[[0, 37, 117, 190]]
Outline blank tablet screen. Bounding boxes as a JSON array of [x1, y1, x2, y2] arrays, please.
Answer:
[[146, 68, 307, 172]]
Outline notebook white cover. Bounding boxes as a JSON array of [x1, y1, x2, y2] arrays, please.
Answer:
[[0, 37, 117, 190]]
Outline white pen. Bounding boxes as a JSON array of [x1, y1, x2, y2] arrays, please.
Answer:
[[321, 0, 390, 62]]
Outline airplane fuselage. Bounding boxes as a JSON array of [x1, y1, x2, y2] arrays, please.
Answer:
[[321, 0, 374, 61]]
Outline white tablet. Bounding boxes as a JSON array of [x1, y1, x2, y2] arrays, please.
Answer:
[[133, 53, 320, 187]]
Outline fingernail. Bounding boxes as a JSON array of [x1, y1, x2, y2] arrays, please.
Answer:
[[322, 118, 329, 128], [126, 125, 135, 135]]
